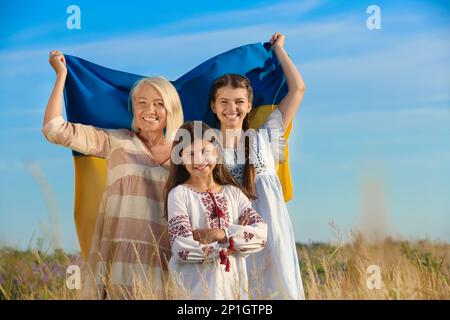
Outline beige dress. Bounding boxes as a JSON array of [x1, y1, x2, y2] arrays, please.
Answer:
[[43, 116, 170, 299]]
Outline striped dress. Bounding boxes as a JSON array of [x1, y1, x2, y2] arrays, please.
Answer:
[[43, 116, 171, 299]]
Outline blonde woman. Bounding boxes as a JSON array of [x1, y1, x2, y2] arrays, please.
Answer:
[[43, 50, 184, 299]]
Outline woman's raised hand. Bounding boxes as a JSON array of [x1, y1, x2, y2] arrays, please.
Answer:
[[270, 32, 285, 50], [49, 50, 67, 76]]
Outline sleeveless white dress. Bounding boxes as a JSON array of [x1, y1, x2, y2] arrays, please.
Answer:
[[224, 109, 305, 300]]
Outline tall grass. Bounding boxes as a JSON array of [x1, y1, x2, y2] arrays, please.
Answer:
[[298, 235, 449, 299], [1, 233, 448, 300], [0, 244, 82, 299]]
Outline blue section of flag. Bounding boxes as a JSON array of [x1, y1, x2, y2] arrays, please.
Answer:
[[64, 41, 287, 153]]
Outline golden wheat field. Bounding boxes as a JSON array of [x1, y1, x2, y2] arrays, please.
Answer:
[[1, 232, 448, 300]]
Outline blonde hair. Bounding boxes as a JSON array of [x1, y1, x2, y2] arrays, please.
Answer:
[[128, 77, 184, 142]]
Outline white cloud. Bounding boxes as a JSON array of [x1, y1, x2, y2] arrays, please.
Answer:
[[0, 156, 71, 172], [0, 108, 43, 117], [300, 106, 450, 129], [149, 0, 324, 34], [6, 22, 60, 44]]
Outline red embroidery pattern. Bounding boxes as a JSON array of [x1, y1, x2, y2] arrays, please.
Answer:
[[178, 250, 189, 260], [243, 231, 254, 243], [168, 214, 192, 246], [201, 193, 231, 229], [202, 246, 214, 257], [239, 207, 264, 225]]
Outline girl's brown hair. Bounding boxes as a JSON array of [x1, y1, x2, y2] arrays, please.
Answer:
[[163, 121, 251, 218], [209, 74, 257, 200]]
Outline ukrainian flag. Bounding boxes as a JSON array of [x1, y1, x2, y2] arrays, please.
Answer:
[[64, 42, 294, 259]]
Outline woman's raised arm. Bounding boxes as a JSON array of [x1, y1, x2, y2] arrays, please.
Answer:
[[42, 50, 112, 158], [270, 33, 306, 129], [44, 50, 67, 126]]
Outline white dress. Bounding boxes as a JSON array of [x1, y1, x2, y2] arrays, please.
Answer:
[[167, 184, 268, 299], [224, 108, 305, 300]]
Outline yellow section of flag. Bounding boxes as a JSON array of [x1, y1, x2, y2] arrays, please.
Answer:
[[73, 156, 106, 259], [249, 105, 293, 202]]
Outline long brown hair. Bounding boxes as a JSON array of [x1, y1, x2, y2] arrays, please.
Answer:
[[209, 74, 257, 200], [163, 121, 250, 218]]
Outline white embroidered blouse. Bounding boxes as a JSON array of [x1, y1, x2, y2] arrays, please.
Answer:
[[167, 184, 267, 299]]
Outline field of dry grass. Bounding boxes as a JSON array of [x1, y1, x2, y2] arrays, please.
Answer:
[[298, 236, 449, 299], [1, 233, 448, 300]]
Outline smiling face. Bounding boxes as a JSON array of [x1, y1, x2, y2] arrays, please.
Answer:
[[132, 84, 167, 133], [211, 86, 252, 130], [181, 139, 217, 179]]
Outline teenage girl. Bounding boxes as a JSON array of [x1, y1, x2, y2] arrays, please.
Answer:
[[209, 33, 306, 299]]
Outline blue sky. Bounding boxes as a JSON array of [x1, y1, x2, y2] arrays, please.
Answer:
[[0, 0, 449, 252]]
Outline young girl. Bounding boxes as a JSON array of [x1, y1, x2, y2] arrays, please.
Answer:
[[164, 121, 267, 299], [209, 33, 306, 299]]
